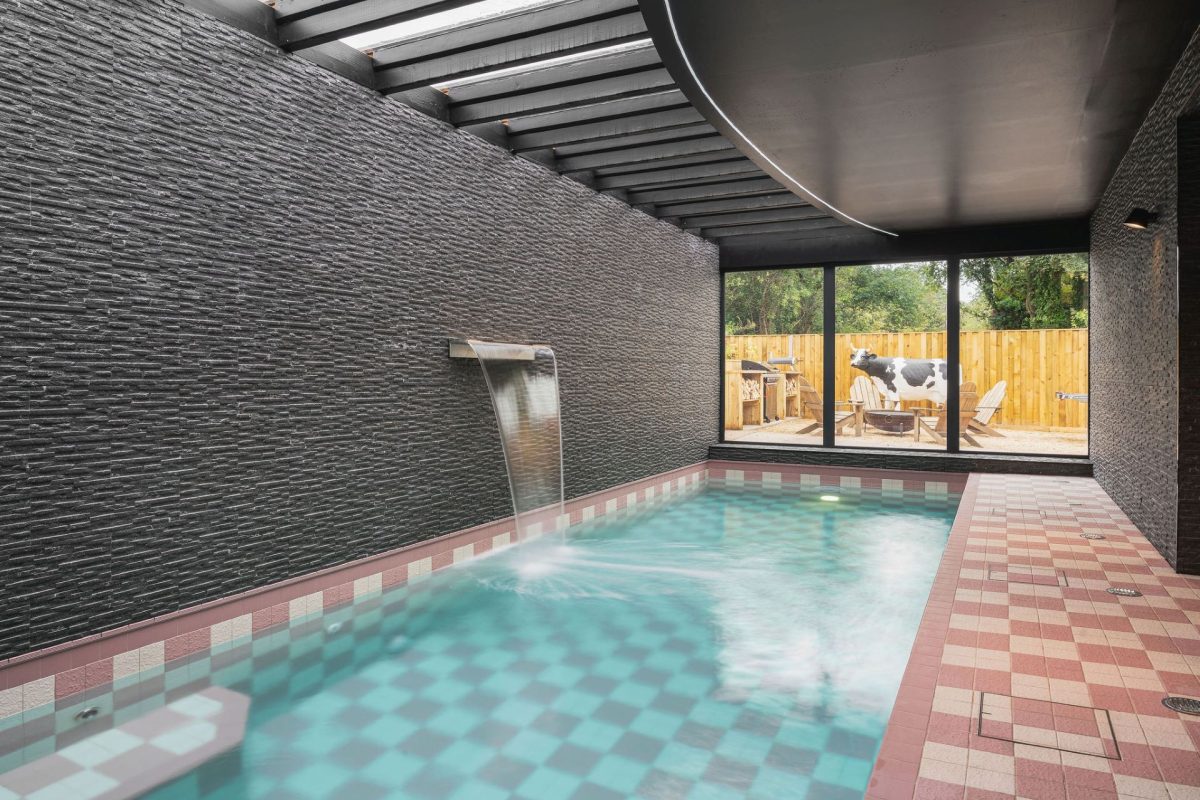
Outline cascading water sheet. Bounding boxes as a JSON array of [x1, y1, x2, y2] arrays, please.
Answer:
[[466, 340, 564, 541]]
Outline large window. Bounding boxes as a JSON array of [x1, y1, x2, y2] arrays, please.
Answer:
[[721, 255, 1088, 456]]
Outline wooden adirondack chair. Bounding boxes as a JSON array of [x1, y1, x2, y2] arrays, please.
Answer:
[[969, 380, 1007, 437], [849, 376, 886, 430], [795, 376, 862, 436], [912, 382, 982, 447]]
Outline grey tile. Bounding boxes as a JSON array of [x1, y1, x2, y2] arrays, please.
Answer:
[[636, 768, 693, 800], [546, 742, 604, 776], [702, 754, 758, 789], [826, 727, 876, 759], [329, 740, 386, 770], [593, 701, 639, 727], [400, 730, 453, 758], [395, 697, 441, 722], [675, 720, 723, 750], [649, 692, 695, 716], [765, 742, 820, 774], [478, 754, 536, 790], [734, 709, 782, 738], [576, 676, 618, 697], [404, 765, 461, 799], [570, 781, 626, 800], [531, 711, 582, 738], [518, 681, 561, 704], [612, 731, 666, 764], [807, 780, 864, 800]]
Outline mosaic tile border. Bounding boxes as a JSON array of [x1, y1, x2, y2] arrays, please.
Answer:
[[0, 463, 712, 724], [866, 473, 1200, 800]]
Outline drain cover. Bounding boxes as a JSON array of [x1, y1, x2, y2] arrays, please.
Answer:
[[1162, 696, 1200, 715], [1106, 587, 1142, 597], [1080, 533, 1106, 540]]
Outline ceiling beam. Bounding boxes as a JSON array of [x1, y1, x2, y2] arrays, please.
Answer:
[[556, 135, 732, 172], [656, 191, 805, 218], [507, 106, 705, 152], [679, 206, 831, 229], [550, 123, 716, 157], [503, 90, 688, 133], [444, 47, 660, 105], [276, 0, 480, 51], [626, 176, 783, 205], [696, 218, 849, 239], [449, 70, 675, 126], [590, 146, 742, 176], [594, 158, 759, 191], [374, 10, 648, 93]]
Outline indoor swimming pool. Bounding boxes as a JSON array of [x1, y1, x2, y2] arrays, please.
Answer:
[[1, 480, 959, 800]]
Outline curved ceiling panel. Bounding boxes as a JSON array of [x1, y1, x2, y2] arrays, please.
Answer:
[[639, 0, 1200, 232]]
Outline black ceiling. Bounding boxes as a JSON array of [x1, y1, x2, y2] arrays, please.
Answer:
[[639, 0, 1200, 234]]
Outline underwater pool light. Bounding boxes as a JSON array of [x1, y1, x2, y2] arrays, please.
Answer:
[[819, 495, 840, 502]]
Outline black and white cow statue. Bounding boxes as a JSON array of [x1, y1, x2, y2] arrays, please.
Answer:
[[849, 347, 958, 406]]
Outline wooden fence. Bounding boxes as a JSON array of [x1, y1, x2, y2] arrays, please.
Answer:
[[725, 329, 1088, 430]]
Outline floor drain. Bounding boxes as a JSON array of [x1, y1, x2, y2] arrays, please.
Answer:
[[1163, 696, 1200, 715], [1080, 533, 1106, 540], [74, 707, 101, 722], [1106, 587, 1142, 597]]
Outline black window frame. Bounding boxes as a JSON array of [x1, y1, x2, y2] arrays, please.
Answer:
[[718, 250, 1091, 460]]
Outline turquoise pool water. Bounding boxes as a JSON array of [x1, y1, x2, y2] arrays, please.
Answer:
[[108, 482, 955, 798]]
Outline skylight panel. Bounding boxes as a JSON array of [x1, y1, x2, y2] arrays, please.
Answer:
[[341, 0, 561, 51], [436, 38, 653, 90]]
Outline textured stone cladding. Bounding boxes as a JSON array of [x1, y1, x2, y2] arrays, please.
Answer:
[[1089, 27, 1200, 572], [0, 0, 720, 658]]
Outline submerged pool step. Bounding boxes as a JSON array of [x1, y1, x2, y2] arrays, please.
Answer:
[[0, 687, 249, 800]]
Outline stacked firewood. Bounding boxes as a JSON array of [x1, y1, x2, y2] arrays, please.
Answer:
[[786, 378, 799, 394], [740, 379, 761, 401]]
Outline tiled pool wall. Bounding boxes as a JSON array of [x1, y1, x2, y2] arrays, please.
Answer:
[[0, 460, 969, 776]]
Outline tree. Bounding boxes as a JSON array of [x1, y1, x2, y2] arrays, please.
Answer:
[[834, 263, 946, 333], [724, 269, 823, 334], [961, 254, 1088, 330]]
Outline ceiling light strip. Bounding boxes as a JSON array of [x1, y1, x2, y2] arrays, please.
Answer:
[[660, 0, 897, 237]]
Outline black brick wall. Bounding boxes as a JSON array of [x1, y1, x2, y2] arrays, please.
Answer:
[[0, 0, 720, 658], [1089, 28, 1200, 573]]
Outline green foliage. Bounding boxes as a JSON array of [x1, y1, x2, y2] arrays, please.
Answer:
[[961, 253, 1088, 330], [724, 269, 823, 334], [723, 255, 1090, 336], [834, 263, 946, 333]]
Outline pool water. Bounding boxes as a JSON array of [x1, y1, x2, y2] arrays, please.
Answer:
[[90, 482, 956, 799]]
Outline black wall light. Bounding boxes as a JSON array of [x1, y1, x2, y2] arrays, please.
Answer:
[[1123, 207, 1159, 230]]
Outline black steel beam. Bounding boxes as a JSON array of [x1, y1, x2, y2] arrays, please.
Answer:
[[508, 107, 705, 152], [374, 10, 648, 93], [503, 90, 689, 133], [556, 135, 732, 172], [593, 158, 757, 190], [698, 218, 849, 239], [550, 123, 716, 157], [590, 147, 742, 176], [445, 44, 659, 104], [626, 176, 782, 205], [450, 70, 675, 126], [657, 191, 805, 218], [679, 206, 831, 229], [277, 0, 481, 51]]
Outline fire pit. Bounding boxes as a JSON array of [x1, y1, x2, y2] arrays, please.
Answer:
[[865, 409, 915, 434]]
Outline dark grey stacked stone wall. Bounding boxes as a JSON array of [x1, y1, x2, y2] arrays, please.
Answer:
[[0, 0, 719, 658], [1090, 28, 1200, 573]]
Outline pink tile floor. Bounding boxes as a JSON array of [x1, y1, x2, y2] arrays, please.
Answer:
[[868, 473, 1200, 800]]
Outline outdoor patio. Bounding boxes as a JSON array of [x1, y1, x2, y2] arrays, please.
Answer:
[[725, 419, 1089, 456]]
